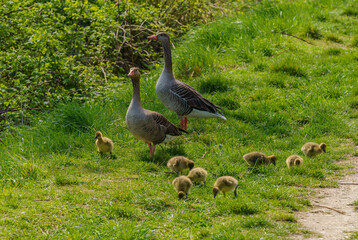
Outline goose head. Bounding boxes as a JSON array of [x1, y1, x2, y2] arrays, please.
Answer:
[[128, 67, 140, 79], [178, 191, 186, 199], [320, 143, 327, 153], [94, 131, 102, 140], [188, 161, 194, 170], [213, 187, 220, 198], [268, 155, 277, 166], [147, 32, 170, 44]]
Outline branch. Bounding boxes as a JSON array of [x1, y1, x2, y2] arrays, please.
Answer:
[[271, 48, 289, 58], [0, 106, 41, 114], [340, 182, 358, 185], [1, 4, 34, 17], [312, 203, 346, 214], [100, 66, 107, 84], [281, 32, 314, 45]]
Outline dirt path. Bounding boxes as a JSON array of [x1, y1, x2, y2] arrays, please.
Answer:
[[292, 156, 358, 240]]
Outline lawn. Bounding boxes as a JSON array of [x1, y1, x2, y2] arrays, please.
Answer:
[[1, 0, 358, 239]]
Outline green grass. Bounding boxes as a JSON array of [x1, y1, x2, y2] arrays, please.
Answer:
[[1, 0, 358, 239]]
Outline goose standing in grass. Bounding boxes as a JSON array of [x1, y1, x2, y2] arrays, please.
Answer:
[[301, 142, 326, 158], [286, 155, 304, 168], [213, 176, 238, 198], [126, 67, 186, 157], [167, 156, 194, 175], [94, 131, 113, 157], [172, 176, 192, 199], [243, 152, 277, 166], [147, 33, 226, 130], [187, 167, 208, 185]]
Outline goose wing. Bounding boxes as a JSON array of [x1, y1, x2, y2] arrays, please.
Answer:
[[170, 81, 223, 113], [150, 111, 187, 135]]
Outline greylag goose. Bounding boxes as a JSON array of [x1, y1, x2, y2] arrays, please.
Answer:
[[167, 156, 194, 175], [148, 33, 226, 130], [286, 154, 304, 168], [243, 152, 277, 166], [213, 176, 238, 198], [172, 175, 192, 199], [187, 167, 208, 185], [126, 67, 186, 157], [301, 142, 326, 158], [94, 131, 114, 157]]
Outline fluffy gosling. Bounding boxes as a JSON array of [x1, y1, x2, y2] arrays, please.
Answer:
[[172, 176, 192, 199], [187, 167, 208, 185], [167, 156, 194, 175], [213, 176, 238, 198], [243, 152, 276, 166], [286, 155, 304, 168], [301, 142, 326, 158], [94, 131, 114, 157]]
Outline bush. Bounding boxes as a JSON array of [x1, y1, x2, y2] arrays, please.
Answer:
[[0, 0, 224, 130]]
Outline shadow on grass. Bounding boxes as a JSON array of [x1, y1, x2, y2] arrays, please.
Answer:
[[138, 144, 186, 165]]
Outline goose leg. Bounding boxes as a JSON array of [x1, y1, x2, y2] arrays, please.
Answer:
[[151, 144, 156, 156], [148, 143, 153, 156], [180, 118, 185, 130], [180, 117, 188, 131]]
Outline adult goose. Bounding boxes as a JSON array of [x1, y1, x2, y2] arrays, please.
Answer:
[[148, 33, 226, 130], [126, 67, 186, 157]]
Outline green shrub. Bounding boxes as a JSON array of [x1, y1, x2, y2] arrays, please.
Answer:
[[0, 0, 224, 130]]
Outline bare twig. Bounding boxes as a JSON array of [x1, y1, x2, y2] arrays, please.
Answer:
[[34, 199, 51, 201], [312, 203, 346, 214], [0, 107, 41, 114], [281, 32, 314, 45], [201, 151, 208, 159], [100, 66, 107, 84], [271, 48, 289, 58], [1, 4, 34, 17], [340, 182, 358, 185], [121, 177, 139, 180]]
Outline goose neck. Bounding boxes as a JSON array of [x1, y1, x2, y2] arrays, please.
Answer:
[[130, 78, 142, 107], [162, 40, 173, 74]]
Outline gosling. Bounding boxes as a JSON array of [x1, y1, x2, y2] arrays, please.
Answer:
[[172, 176, 192, 199], [213, 176, 238, 198], [187, 167, 208, 185], [94, 131, 114, 157], [286, 155, 304, 168], [301, 142, 326, 158], [243, 152, 276, 166], [167, 156, 194, 175]]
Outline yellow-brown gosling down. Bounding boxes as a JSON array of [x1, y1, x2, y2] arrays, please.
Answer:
[[187, 167, 208, 185], [94, 131, 114, 157], [213, 176, 238, 198], [301, 142, 326, 158], [172, 176, 192, 199], [243, 152, 276, 166], [286, 155, 304, 168], [167, 156, 194, 175]]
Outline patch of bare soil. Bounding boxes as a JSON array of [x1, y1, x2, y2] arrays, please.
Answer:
[[292, 156, 358, 240]]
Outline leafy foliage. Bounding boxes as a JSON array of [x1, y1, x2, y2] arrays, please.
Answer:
[[0, 0, 227, 130]]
